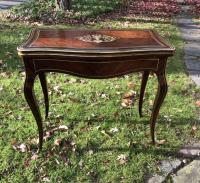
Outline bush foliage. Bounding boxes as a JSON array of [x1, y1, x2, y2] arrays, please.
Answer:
[[7, 0, 181, 24], [7, 0, 122, 23]]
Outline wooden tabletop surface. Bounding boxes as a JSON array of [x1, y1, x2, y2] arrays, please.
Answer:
[[18, 29, 175, 55]]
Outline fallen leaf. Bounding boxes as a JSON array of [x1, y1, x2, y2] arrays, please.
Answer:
[[58, 125, 68, 131], [195, 100, 200, 107], [42, 177, 50, 182], [44, 125, 68, 140], [113, 112, 120, 118], [100, 93, 109, 99], [95, 125, 101, 130], [68, 78, 77, 83], [156, 139, 166, 145], [121, 98, 133, 108], [117, 154, 128, 165], [110, 127, 119, 133], [127, 82, 135, 89], [20, 71, 26, 77], [68, 97, 80, 103], [191, 125, 198, 135], [13, 143, 27, 152], [149, 100, 153, 106], [123, 90, 136, 99], [88, 150, 94, 155], [60, 153, 71, 166], [100, 130, 111, 137], [115, 84, 120, 89], [97, 115, 104, 121], [24, 159, 30, 168], [54, 138, 62, 146], [0, 60, 3, 66], [18, 143, 27, 152], [31, 154, 39, 160]]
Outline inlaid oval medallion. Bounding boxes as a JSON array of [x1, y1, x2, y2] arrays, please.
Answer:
[[77, 34, 117, 43]]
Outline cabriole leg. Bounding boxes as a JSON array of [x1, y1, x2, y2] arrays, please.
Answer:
[[24, 74, 43, 151], [150, 72, 168, 144], [39, 72, 49, 119], [139, 71, 149, 117]]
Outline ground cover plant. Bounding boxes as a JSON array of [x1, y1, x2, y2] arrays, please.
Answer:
[[184, 0, 200, 16], [6, 0, 181, 24], [0, 1, 200, 182], [6, 0, 122, 24]]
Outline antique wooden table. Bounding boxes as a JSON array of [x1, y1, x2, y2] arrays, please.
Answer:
[[17, 29, 175, 150]]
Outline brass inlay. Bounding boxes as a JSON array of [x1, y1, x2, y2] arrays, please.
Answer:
[[77, 34, 117, 43]]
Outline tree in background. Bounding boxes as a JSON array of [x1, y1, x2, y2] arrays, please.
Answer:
[[55, 0, 71, 10]]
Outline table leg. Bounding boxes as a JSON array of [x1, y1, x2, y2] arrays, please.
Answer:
[[139, 71, 149, 117], [24, 74, 43, 151], [150, 72, 168, 144], [39, 73, 49, 119]]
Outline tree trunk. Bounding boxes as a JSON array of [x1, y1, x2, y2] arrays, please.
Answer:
[[56, 0, 71, 10]]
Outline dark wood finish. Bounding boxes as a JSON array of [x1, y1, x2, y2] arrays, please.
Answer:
[[18, 29, 175, 151], [139, 71, 149, 117], [38, 73, 49, 118]]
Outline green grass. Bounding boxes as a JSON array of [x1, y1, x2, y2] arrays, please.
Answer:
[[0, 17, 200, 182]]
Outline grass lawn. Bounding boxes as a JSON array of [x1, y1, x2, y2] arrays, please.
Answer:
[[0, 13, 200, 183]]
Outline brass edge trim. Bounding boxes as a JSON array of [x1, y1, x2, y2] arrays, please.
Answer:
[[18, 51, 173, 58], [151, 30, 175, 51], [29, 29, 40, 47], [17, 47, 175, 53], [17, 29, 37, 50], [149, 30, 167, 48]]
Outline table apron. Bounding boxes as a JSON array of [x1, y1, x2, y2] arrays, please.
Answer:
[[32, 58, 159, 78]]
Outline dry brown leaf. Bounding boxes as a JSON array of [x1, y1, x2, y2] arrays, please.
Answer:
[[54, 139, 62, 146], [110, 127, 119, 133], [195, 100, 200, 107], [121, 98, 133, 108], [127, 82, 135, 89], [44, 125, 68, 140], [117, 154, 128, 165], [68, 78, 77, 83], [191, 125, 198, 135], [13, 143, 27, 152], [68, 97, 80, 103], [42, 177, 50, 182], [31, 154, 39, 160], [123, 90, 136, 99], [114, 84, 120, 89], [156, 139, 166, 145], [24, 159, 30, 168], [60, 153, 71, 166], [53, 85, 62, 93], [0, 72, 10, 78], [149, 100, 153, 106], [113, 112, 120, 118]]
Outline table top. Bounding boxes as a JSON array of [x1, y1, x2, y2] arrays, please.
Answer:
[[18, 29, 175, 57]]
